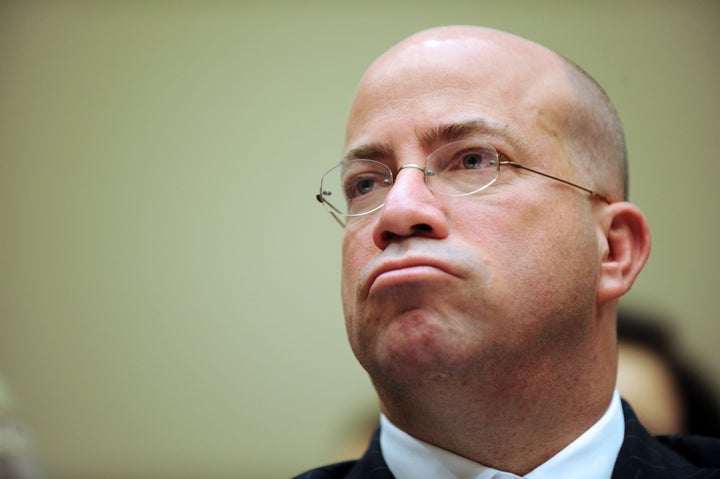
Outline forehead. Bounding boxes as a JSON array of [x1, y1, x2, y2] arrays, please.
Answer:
[[345, 32, 575, 160]]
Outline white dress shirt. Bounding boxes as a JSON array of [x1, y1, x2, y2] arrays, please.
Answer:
[[380, 390, 624, 479]]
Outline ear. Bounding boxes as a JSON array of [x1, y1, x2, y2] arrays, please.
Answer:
[[596, 202, 652, 304]]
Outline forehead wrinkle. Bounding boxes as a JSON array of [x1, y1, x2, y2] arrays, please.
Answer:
[[419, 118, 530, 155], [343, 119, 531, 162]]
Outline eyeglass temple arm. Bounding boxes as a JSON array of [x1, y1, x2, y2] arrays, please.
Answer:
[[499, 161, 612, 204], [316, 193, 346, 228]]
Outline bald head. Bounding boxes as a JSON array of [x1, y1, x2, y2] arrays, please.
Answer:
[[347, 26, 627, 201]]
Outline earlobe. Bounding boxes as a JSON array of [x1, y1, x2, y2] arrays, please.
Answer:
[[596, 202, 652, 304]]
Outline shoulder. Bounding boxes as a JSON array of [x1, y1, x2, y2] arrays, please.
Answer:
[[291, 460, 360, 479], [291, 428, 393, 479], [656, 434, 720, 468], [615, 433, 720, 478], [615, 399, 720, 477]]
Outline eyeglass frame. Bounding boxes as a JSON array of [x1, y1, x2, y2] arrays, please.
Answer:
[[315, 146, 612, 228]]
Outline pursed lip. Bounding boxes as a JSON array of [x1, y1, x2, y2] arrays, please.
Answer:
[[362, 255, 461, 298]]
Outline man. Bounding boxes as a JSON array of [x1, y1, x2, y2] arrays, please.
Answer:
[[298, 26, 720, 478]]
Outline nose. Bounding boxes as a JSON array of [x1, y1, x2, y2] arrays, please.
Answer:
[[372, 164, 450, 249]]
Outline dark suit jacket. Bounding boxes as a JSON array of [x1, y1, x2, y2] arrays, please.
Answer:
[[292, 401, 720, 478]]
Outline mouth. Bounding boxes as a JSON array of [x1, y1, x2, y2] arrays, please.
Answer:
[[364, 255, 460, 297]]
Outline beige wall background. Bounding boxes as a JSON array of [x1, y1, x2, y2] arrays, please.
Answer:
[[0, 1, 718, 478]]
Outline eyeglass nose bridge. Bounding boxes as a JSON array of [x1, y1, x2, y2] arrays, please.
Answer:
[[397, 163, 425, 173], [379, 163, 439, 209], [386, 163, 434, 198], [396, 163, 436, 177]]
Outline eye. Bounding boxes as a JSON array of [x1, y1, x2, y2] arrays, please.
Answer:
[[423, 141, 500, 196], [350, 177, 374, 197], [461, 152, 487, 169], [344, 172, 387, 200], [427, 142, 499, 178], [448, 146, 496, 171]]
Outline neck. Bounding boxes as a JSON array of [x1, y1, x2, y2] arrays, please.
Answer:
[[376, 343, 616, 475]]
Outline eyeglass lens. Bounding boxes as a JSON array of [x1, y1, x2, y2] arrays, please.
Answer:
[[319, 140, 500, 216]]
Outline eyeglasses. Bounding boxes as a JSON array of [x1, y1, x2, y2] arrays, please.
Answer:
[[316, 139, 611, 226]]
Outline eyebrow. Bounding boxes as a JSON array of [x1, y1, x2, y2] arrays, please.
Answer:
[[419, 118, 514, 147], [344, 142, 394, 162], [344, 118, 525, 161]]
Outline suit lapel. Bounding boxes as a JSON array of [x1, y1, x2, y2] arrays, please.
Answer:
[[345, 428, 395, 479], [611, 400, 716, 479]]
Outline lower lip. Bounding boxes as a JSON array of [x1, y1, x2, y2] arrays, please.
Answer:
[[369, 266, 452, 293]]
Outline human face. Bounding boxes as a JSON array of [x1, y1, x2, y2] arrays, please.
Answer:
[[341, 32, 606, 391]]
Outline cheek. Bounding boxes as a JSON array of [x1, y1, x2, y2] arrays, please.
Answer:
[[452, 197, 598, 308], [341, 229, 370, 293], [340, 227, 376, 324], [510, 209, 599, 319]]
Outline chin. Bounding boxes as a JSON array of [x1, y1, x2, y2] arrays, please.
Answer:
[[363, 311, 465, 381]]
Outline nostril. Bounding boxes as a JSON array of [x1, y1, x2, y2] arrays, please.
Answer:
[[380, 231, 397, 243], [379, 223, 432, 244]]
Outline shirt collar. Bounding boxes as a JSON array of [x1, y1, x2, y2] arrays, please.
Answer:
[[380, 390, 624, 479]]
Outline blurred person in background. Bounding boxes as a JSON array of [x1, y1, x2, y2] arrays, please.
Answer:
[[0, 375, 44, 479], [617, 310, 720, 437]]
